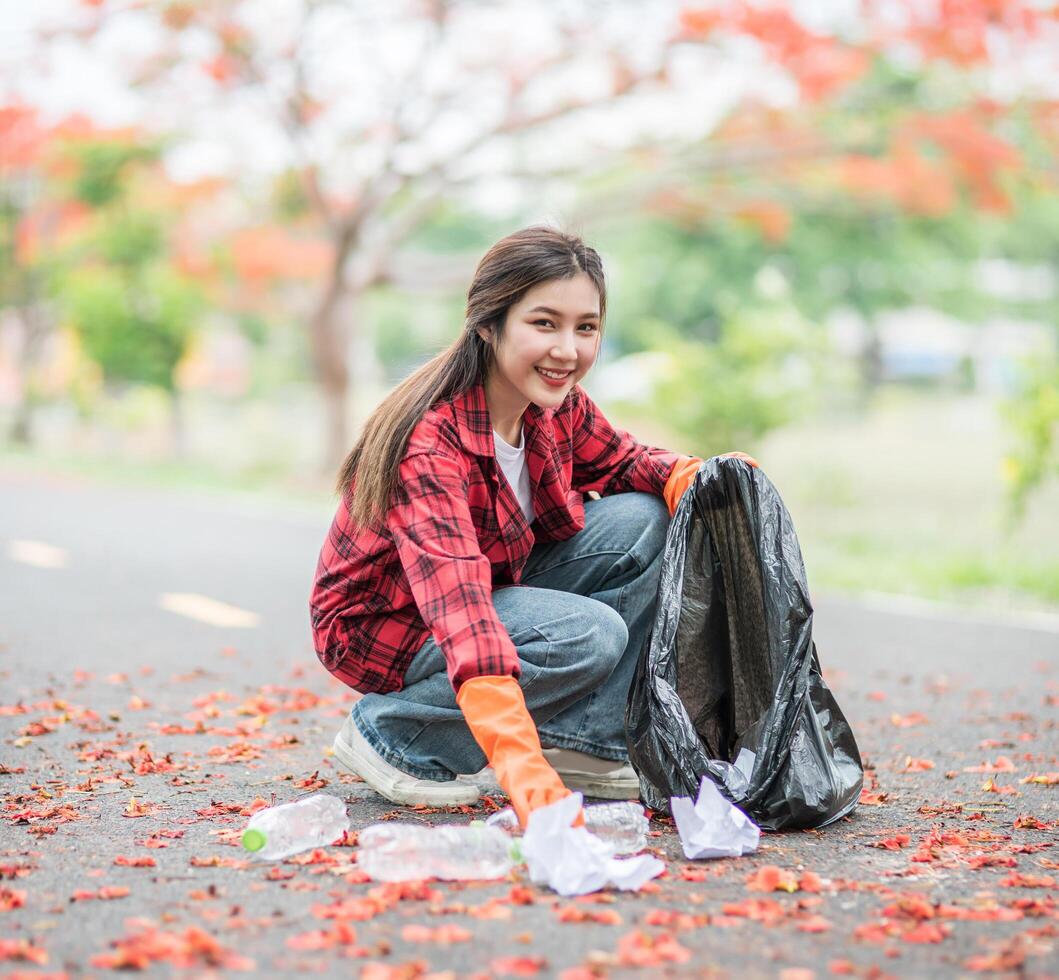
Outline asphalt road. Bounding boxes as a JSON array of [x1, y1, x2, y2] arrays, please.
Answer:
[[1, 467, 1056, 978]]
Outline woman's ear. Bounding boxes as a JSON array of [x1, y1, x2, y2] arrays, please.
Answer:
[[476, 325, 493, 346]]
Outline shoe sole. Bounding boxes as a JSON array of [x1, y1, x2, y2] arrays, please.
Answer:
[[332, 728, 479, 807], [557, 772, 642, 800]]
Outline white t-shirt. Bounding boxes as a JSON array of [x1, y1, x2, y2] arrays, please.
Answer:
[[493, 427, 535, 525]]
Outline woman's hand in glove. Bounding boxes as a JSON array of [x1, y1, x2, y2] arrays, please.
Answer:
[[720, 451, 760, 468], [456, 674, 577, 828], [663, 452, 760, 517]]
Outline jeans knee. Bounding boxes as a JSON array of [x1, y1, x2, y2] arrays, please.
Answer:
[[592, 601, 629, 672], [625, 492, 670, 566]]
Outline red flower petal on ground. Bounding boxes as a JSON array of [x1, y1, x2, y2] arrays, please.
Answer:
[[981, 777, 1020, 796], [884, 895, 935, 920], [615, 930, 691, 967], [0, 887, 26, 911], [557, 969, 597, 980], [903, 757, 935, 771], [0, 938, 49, 964], [122, 797, 159, 818], [90, 921, 254, 971], [285, 922, 362, 951], [490, 955, 549, 976], [507, 885, 536, 905], [964, 756, 1017, 773], [555, 905, 622, 925], [746, 865, 799, 892], [722, 898, 785, 924], [890, 712, 929, 728], [1013, 814, 1052, 830], [1020, 772, 1058, 785], [798, 870, 826, 893], [901, 922, 949, 943], [872, 835, 911, 850], [853, 922, 895, 943], [400, 924, 472, 944], [967, 854, 1017, 869], [642, 908, 705, 930], [1000, 872, 1056, 888], [797, 914, 832, 932], [70, 886, 129, 902], [293, 770, 329, 790], [359, 962, 430, 980], [113, 855, 156, 868]]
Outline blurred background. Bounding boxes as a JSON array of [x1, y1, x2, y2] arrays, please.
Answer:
[[3, 0, 1058, 616]]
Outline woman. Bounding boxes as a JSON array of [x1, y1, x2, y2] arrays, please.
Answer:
[[310, 226, 758, 827]]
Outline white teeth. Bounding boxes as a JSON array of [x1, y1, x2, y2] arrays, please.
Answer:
[[537, 368, 570, 380]]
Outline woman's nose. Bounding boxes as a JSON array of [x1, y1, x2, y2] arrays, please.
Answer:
[[550, 337, 577, 362]]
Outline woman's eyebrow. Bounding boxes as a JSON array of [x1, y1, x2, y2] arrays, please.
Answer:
[[528, 306, 600, 319]]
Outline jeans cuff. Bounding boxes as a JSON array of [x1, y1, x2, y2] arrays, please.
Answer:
[[348, 705, 458, 782], [536, 728, 629, 762]]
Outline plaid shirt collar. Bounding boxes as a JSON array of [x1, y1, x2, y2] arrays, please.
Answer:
[[451, 378, 554, 457]]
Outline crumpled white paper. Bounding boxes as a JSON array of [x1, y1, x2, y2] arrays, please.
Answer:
[[671, 776, 761, 860], [521, 793, 664, 897]]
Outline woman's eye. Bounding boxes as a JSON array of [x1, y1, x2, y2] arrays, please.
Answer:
[[579, 324, 598, 332]]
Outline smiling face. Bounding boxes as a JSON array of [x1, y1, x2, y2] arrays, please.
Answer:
[[476, 273, 602, 436]]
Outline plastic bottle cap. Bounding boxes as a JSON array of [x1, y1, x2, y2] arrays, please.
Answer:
[[242, 828, 267, 852]]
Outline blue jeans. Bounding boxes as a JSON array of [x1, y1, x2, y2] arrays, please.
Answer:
[[348, 491, 670, 781]]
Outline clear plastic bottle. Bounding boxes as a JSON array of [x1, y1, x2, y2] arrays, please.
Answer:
[[241, 793, 350, 861], [485, 801, 649, 854], [357, 823, 517, 882]]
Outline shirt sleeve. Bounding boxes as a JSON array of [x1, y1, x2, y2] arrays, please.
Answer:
[[570, 385, 683, 497], [386, 450, 521, 693]]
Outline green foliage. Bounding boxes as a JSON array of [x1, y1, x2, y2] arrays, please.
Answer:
[[609, 307, 835, 457], [606, 219, 763, 355], [67, 141, 161, 208], [999, 352, 1059, 526], [96, 211, 165, 267], [405, 205, 512, 252], [271, 169, 312, 221], [236, 312, 270, 348], [367, 284, 465, 381], [64, 265, 201, 391]]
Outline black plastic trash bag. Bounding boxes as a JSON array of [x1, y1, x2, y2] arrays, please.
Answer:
[[626, 456, 863, 831]]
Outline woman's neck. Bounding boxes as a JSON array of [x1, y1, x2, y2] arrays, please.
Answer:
[[482, 373, 527, 448]]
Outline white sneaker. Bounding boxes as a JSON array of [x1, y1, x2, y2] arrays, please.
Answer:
[[332, 715, 479, 807], [456, 766, 503, 794], [542, 747, 641, 799]]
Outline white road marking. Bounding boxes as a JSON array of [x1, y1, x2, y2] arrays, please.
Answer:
[[8, 540, 69, 569], [158, 592, 260, 628]]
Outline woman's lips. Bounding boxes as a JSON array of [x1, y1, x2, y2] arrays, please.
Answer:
[[536, 367, 572, 387]]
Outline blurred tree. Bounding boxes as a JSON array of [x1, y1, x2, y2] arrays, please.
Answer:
[[0, 105, 88, 445], [54, 129, 204, 452], [32, 1, 705, 472], [18, 0, 1059, 502], [571, 2, 1059, 508], [606, 307, 835, 458]]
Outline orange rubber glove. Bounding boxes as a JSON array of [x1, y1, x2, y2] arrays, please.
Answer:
[[663, 453, 760, 517], [456, 675, 576, 828]]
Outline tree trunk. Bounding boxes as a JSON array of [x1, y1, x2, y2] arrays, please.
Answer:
[[7, 305, 50, 447], [308, 274, 352, 476], [858, 320, 883, 408], [169, 387, 185, 459]]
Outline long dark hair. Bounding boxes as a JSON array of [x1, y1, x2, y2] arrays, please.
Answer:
[[336, 225, 608, 527]]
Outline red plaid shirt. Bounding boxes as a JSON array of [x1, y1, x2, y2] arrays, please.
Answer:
[[310, 379, 681, 694]]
